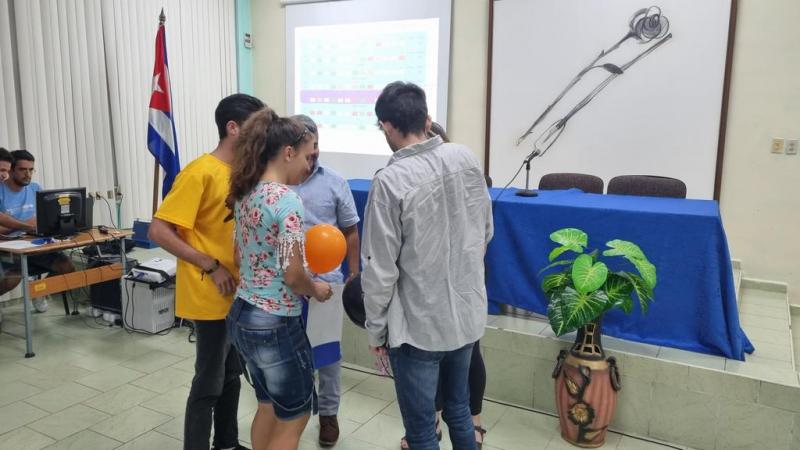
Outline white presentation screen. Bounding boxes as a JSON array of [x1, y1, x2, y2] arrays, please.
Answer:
[[286, 0, 452, 179]]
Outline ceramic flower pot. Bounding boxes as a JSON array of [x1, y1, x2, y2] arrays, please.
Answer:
[[552, 319, 621, 448]]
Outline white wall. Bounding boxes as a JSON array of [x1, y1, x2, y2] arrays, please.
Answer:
[[719, 0, 800, 303], [252, 0, 800, 303]]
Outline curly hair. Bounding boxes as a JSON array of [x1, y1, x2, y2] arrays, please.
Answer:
[[226, 108, 311, 210]]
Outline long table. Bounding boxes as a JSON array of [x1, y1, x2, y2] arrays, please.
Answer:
[[348, 179, 753, 360], [0, 228, 133, 357]]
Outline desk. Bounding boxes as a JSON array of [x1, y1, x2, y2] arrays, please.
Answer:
[[348, 180, 753, 360], [0, 228, 133, 357]]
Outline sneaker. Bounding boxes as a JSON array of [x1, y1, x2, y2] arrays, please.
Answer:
[[33, 296, 48, 313], [211, 445, 250, 450], [319, 415, 340, 447]]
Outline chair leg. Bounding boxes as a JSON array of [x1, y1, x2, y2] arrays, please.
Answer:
[[70, 293, 79, 315]]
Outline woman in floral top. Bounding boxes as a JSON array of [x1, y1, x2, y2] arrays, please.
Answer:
[[225, 108, 332, 450]]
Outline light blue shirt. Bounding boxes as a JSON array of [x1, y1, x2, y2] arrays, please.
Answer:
[[0, 182, 41, 221], [290, 164, 359, 283]]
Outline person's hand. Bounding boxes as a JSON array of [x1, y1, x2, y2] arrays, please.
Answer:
[[370, 345, 387, 357], [346, 271, 360, 283], [210, 266, 237, 295], [312, 281, 333, 302]]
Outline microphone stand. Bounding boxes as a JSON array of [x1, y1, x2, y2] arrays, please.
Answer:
[[515, 149, 541, 197]]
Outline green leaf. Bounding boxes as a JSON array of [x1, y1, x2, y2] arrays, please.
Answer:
[[542, 270, 571, 294], [550, 228, 587, 250], [603, 240, 646, 261], [631, 258, 658, 290], [538, 259, 575, 275], [621, 272, 654, 314], [560, 287, 609, 333], [549, 245, 577, 262], [603, 240, 657, 289], [604, 274, 633, 313], [547, 291, 571, 336], [571, 254, 609, 294]]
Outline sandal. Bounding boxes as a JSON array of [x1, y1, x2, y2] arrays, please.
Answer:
[[400, 420, 442, 449], [475, 425, 487, 449]]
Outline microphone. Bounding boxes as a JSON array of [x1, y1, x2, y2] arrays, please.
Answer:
[[516, 147, 541, 197], [524, 149, 541, 163]]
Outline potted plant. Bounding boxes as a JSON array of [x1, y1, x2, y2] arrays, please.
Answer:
[[541, 228, 657, 448]]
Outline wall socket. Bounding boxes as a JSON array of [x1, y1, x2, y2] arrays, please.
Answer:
[[771, 137, 785, 154], [786, 139, 799, 155]]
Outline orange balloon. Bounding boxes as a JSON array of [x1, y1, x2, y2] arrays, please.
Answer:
[[305, 224, 347, 274]]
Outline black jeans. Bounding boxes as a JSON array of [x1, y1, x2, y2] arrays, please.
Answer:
[[435, 340, 486, 415], [184, 319, 243, 450]]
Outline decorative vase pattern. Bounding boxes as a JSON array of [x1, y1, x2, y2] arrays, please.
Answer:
[[552, 320, 621, 448]]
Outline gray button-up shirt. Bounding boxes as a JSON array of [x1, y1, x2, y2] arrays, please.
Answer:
[[361, 136, 494, 351]]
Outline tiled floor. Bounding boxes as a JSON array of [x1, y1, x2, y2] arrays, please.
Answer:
[[733, 286, 798, 386], [0, 300, 684, 450]]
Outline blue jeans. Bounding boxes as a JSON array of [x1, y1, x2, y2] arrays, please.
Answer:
[[226, 298, 317, 421], [389, 343, 476, 450]]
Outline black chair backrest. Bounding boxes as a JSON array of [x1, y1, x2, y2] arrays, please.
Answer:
[[538, 172, 604, 194], [607, 175, 687, 199]]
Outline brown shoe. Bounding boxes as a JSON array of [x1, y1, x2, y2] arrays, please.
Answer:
[[319, 415, 340, 447]]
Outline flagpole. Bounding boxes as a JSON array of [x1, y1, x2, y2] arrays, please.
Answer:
[[152, 9, 166, 216], [153, 165, 159, 215]]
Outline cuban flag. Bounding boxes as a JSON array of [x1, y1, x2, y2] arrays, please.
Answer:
[[147, 17, 180, 198], [302, 284, 345, 369]]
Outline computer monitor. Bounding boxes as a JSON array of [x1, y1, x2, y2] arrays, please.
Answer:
[[35, 187, 88, 238]]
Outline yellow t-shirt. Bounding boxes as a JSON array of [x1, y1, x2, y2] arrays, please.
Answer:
[[154, 153, 236, 320]]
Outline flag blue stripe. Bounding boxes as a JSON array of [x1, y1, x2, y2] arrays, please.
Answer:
[[147, 124, 180, 198], [312, 341, 342, 369]]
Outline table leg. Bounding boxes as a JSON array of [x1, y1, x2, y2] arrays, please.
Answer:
[[21, 254, 34, 358], [120, 237, 127, 275]]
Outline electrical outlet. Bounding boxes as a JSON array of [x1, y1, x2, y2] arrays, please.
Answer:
[[785, 139, 798, 155], [772, 137, 785, 154], [107, 189, 114, 199]]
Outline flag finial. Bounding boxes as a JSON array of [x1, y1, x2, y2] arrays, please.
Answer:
[[159, 8, 165, 24]]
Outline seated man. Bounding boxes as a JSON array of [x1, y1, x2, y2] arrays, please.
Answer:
[[0, 148, 36, 234], [0, 150, 75, 312]]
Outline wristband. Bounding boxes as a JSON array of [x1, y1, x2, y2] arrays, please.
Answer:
[[203, 259, 220, 274]]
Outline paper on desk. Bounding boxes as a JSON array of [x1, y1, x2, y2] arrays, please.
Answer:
[[0, 240, 38, 250]]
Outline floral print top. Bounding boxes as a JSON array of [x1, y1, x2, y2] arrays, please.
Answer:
[[235, 182, 307, 316]]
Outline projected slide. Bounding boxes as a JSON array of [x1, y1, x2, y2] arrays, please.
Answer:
[[294, 18, 439, 155]]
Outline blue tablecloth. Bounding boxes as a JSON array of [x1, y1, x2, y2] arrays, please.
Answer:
[[348, 179, 753, 361]]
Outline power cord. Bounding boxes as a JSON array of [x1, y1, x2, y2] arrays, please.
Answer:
[[99, 196, 118, 229], [492, 159, 527, 203], [186, 320, 196, 343], [121, 279, 173, 336]]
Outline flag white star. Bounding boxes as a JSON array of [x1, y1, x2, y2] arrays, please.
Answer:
[[152, 73, 164, 94]]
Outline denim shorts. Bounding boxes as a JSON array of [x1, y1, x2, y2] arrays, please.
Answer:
[[226, 298, 317, 420]]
